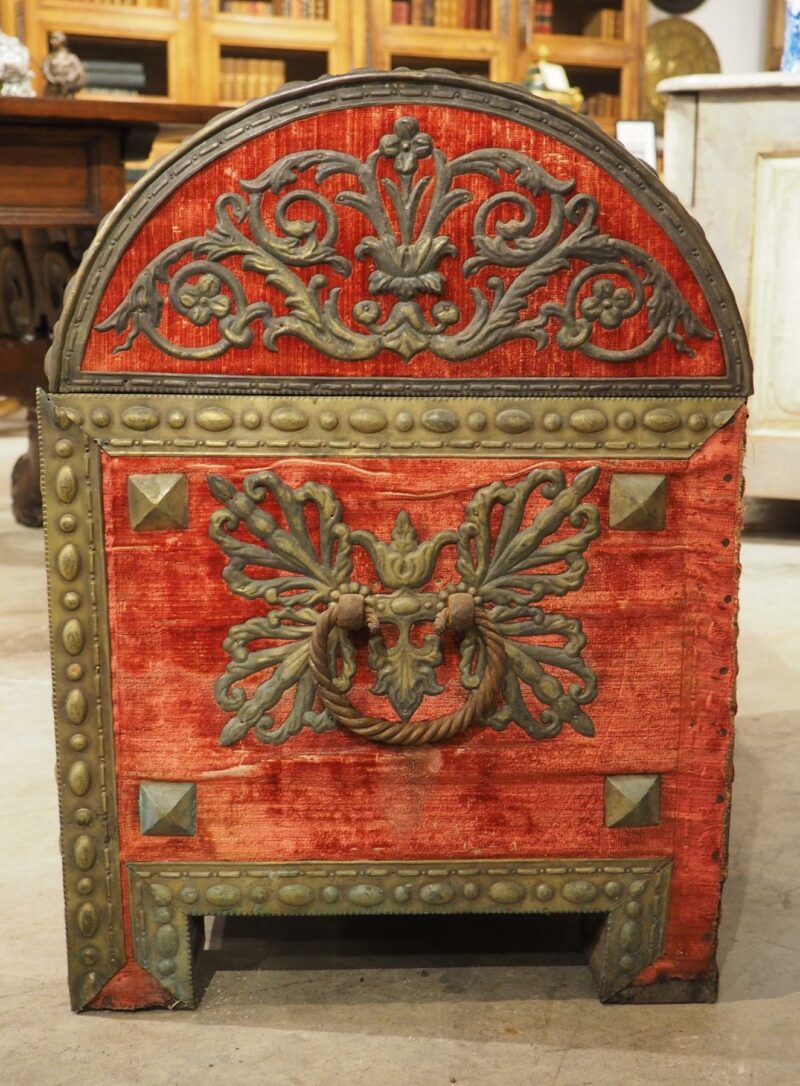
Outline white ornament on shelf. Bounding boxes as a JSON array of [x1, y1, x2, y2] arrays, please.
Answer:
[[0, 32, 35, 97]]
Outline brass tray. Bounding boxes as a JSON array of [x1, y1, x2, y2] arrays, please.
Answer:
[[645, 17, 721, 133]]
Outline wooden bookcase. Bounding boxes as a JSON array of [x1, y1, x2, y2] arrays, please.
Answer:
[[15, 0, 645, 132], [519, 0, 646, 135], [369, 0, 513, 83]]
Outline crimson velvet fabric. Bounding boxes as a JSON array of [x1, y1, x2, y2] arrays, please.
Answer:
[[73, 93, 746, 1006], [82, 104, 724, 382], [101, 412, 743, 985]]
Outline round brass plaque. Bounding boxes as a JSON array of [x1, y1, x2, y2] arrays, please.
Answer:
[[645, 17, 721, 133], [652, 0, 706, 13]]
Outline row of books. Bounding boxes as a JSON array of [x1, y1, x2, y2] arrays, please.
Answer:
[[223, 0, 327, 15], [83, 59, 146, 94], [219, 56, 286, 101], [584, 92, 621, 119], [532, 0, 554, 33], [533, 2, 624, 40], [583, 8, 624, 40], [390, 0, 491, 29], [73, 0, 325, 9], [80, 0, 168, 5]]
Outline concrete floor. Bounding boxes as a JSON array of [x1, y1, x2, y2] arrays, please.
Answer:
[[1, 426, 799, 1086]]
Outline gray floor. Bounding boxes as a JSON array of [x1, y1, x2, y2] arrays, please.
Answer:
[[1, 426, 799, 1086]]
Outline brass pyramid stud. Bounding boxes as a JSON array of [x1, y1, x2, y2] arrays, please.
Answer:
[[609, 473, 668, 531], [139, 781, 196, 836], [604, 774, 661, 828], [128, 473, 188, 531]]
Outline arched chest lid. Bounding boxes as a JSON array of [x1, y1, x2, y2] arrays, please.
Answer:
[[48, 69, 751, 400]]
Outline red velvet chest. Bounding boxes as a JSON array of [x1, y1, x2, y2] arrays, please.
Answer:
[[40, 70, 751, 1009]]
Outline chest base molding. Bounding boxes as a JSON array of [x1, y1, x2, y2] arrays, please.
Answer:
[[129, 857, 672, 1006]]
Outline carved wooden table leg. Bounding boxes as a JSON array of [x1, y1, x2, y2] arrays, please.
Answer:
[[0, 336, 46, 527], [12, 404, 42, 527], [0, 97, 224, 527]]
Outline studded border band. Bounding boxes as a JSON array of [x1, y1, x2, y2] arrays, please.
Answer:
[[129, 857, 672, 1005], [46, 393, 743, 461], [39, 390, 123, 1010]]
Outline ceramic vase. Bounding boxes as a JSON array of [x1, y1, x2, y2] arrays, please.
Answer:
[[782, 0, 800, 73]]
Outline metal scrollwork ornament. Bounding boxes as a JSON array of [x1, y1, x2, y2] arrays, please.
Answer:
[[208, 466, 602, 747], [97, 116, 713, 365]]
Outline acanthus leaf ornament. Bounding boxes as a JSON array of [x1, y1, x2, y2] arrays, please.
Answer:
[[209, 466, 602, 746], [96, 117, 713, 365], [207, 471, 353, 746], [455, 466, 601, 739]]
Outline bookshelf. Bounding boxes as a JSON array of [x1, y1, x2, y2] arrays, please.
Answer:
[[1, 0, 23, 36], [19, 0, 191, 100], [522, 1, 645, 136], [197, 1, 355, 105], [17, 0, 354, 101], [370, 0, 507, 81], [16, 0, 646, 132]]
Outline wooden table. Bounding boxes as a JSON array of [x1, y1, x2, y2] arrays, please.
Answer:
[[0, 97, 224, 526]]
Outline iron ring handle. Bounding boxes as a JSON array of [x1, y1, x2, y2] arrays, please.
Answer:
[[308, 593, 506, 746]]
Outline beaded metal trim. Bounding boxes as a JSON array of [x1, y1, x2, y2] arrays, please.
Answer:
[[129, 858, 672, 1005]]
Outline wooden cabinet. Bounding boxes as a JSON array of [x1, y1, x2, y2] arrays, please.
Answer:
[[14, 1, 645, 129], [662, 73, 800, 500], [0, 96, 221, 525]]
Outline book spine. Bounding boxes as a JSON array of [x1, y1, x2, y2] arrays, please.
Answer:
[[261, 59, 270, 96], [436, 0, 459, 28], [534, 0, 553, 35], [233, 57, 247, 100], [245, 58, 256, 101], [219, 57, 230, 100]]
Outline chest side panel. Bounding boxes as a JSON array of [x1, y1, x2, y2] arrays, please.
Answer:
[[41, 72, 752, 1008]]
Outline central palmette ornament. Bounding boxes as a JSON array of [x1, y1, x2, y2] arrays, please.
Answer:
[[97, 115, 713, 365], [208, 465, 601, 747]]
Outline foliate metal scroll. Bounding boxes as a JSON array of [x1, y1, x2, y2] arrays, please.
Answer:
[[97, 116, 713, 365], [208, 466, 601, 747]]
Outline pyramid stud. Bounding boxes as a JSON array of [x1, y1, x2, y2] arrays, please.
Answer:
[[609, 474, 668, 531], [128, 473, 188, 531], [139, 781, 196, 836], [605, 774, 661, 828]]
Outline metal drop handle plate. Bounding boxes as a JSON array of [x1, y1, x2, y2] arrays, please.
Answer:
[[308, 592, 507, 746]]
